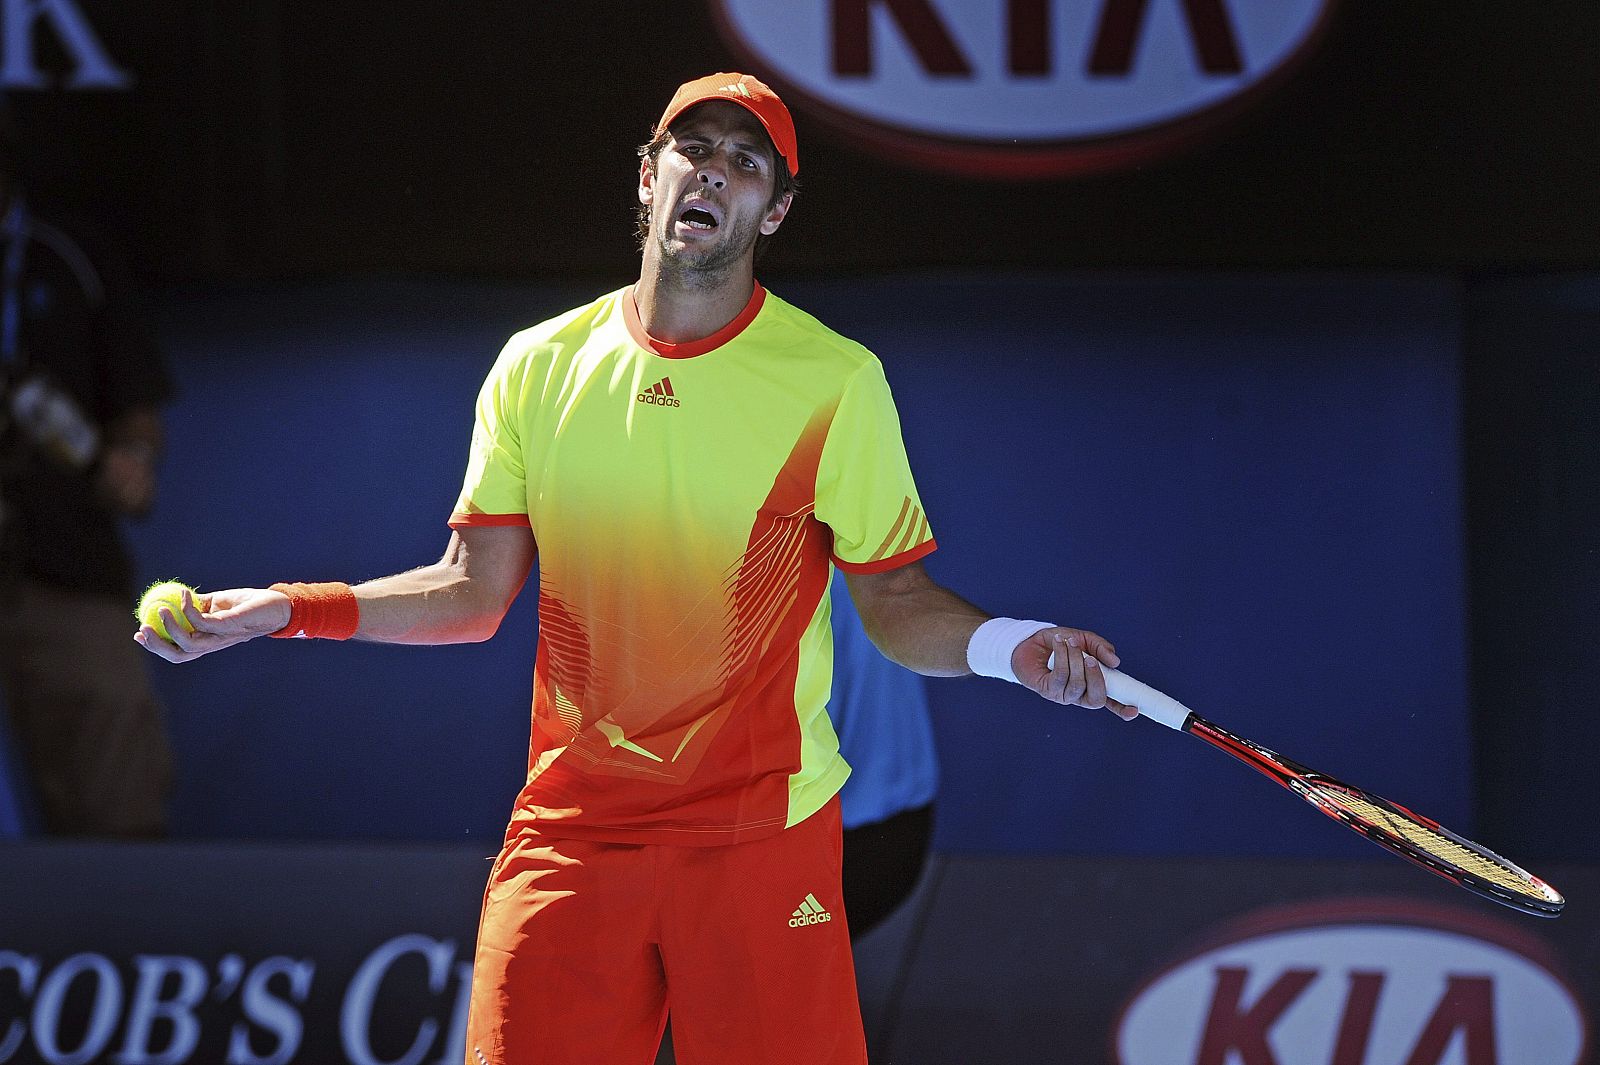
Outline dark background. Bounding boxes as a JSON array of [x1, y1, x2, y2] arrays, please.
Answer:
[[9, 1, 1600, 279]]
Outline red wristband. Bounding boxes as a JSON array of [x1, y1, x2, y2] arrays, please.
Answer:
[[268, 582, 360, 640]]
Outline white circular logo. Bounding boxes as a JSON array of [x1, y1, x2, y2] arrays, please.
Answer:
[[1115, 900, 1588, 1065], [709, 0, 1339, 176]]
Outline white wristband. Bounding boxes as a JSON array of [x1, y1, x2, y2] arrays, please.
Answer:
[[967, 617, 1057, 684]]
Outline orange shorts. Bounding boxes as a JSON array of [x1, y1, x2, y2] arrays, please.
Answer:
[[465, 797, 866, 1065]]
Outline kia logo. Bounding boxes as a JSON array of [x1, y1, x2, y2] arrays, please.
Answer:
[[1115, 899, 1588, 1065], [708, 0, 1338, 177]]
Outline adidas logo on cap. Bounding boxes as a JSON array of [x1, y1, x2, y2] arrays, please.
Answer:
[[788, 893, 833, 928]]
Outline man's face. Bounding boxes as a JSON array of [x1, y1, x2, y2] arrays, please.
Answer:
[[639, 101, 791, 276]]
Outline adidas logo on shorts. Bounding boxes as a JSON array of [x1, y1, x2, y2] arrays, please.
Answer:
[[789, 893, 833, 928]]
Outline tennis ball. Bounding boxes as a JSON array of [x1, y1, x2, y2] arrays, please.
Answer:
[[136, 580, 198, 642]]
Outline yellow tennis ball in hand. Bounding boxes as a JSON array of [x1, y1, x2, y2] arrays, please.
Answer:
[[136, 580, 198, 642]]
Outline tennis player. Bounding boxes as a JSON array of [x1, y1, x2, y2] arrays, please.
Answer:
[[136, 72, 1134, 1065]]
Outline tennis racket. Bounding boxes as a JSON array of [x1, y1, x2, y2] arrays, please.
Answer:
[[1097, 664, 1566, 918]]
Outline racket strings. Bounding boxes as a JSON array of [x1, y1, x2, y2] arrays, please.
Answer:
[[1312, 787, 1547, 899]]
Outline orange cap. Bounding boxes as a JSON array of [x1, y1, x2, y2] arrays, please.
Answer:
[[656, 72, 799, 177]]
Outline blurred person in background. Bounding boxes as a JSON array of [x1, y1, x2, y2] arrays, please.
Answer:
[[0, 117, 174, 837], [828, 569, 938, 939]]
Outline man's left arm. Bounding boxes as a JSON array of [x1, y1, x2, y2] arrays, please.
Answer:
[[843, 562, 1136, 718]]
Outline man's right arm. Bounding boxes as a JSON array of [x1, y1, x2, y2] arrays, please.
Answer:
[[135, 524, 537, 663]]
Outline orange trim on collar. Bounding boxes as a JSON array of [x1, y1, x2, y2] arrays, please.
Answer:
[[624, 283, 767, 359]]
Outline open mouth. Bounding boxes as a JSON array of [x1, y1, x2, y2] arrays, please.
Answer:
[[678, 205, 720, 231]]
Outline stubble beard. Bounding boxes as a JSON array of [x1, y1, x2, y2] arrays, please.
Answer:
[[651, 211, 762, 289]]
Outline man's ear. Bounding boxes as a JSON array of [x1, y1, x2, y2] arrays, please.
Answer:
[[639, 158, 655, 208], [760, 192, 793, 236]]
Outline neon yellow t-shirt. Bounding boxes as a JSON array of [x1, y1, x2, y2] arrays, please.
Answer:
[[450, 283, 935, 845]]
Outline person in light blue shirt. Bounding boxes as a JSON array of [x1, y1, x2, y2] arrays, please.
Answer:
[[828, 569, 939, 937]]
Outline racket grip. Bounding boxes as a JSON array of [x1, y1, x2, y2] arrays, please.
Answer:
[[1042, 651, 1195, 730], [1100, 665, 1193, 730]]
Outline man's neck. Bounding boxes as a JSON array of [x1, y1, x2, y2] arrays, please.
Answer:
[[633, 250, 757, 345]]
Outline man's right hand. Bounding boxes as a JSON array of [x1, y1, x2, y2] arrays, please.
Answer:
[[135, 587, 292, 663]]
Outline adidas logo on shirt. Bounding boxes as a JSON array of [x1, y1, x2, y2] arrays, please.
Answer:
[[636, 377, 680, 407], [788, 893, 833, 928]]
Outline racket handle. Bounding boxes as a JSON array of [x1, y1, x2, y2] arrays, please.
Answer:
[[1042, 651, 1195, 730], [1101, 665, 1193, 731]]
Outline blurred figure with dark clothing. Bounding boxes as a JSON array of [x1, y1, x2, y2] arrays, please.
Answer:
[[0, 142, 174, 836], [827, 570, 939, 938]]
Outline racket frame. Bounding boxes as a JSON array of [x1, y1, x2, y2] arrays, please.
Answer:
[[1184, 713, 1565, 918]]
